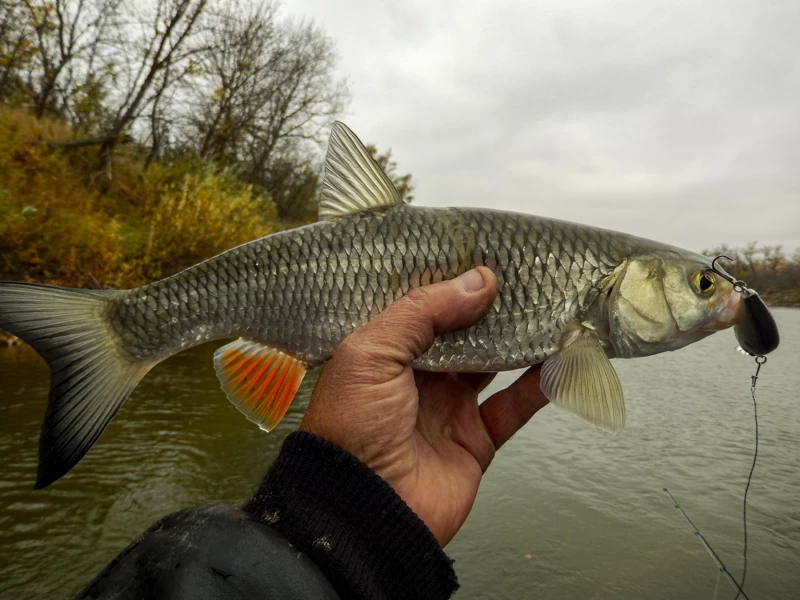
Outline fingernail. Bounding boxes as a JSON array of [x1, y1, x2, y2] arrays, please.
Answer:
[[457, 269, 485, 293]]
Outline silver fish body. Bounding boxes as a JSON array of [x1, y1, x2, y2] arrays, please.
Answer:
[[0, 121, 774, 488], [113, 204, 640, 370]]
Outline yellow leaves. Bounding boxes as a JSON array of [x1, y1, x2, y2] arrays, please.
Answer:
[[0, 109, 278, 289], [141, 167, 276, 270], [24, 2, 59, 37], [2, 206, 124, 288], [12, 143, 43, 165]]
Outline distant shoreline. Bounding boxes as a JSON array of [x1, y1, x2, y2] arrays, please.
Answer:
[[760, 292, 800, 308]]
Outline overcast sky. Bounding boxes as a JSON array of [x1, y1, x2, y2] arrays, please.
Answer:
[[286, 0, 799, 254]]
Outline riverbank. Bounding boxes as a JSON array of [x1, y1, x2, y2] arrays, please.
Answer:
[[0, 109, 292, 290], [760, 291, 800, 308]]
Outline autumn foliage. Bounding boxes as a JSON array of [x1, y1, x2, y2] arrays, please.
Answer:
[[0, 108, 277, 288]]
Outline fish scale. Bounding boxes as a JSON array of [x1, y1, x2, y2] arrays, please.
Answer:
[[108, 204, 633, 370]]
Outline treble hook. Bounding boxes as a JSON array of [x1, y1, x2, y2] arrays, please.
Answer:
[[710, 255, 779, 356], [709, 255, 752, 296]]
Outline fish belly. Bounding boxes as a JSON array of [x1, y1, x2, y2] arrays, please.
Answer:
[[108, 205, 627, 371]]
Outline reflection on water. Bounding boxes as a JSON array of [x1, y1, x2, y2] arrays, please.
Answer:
[[1, 309, 798, 599]]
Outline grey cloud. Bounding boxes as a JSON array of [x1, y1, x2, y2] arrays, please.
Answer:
[[288, 0, 799, 252]]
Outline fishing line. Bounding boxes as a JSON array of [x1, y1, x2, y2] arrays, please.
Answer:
[[663, 256, 773, 600], [664, 355, 765, 600], [663, 355, 764, 600], [663, 487, 751, 599], [735, 355, 765, 600]]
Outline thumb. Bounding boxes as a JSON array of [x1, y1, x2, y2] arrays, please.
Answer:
[[337, 267, 498, 373]]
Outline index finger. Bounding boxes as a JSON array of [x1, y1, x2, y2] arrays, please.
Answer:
[[479, 364, 548, 449]]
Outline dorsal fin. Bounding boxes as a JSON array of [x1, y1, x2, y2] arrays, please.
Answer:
[[318, 121, 404, 221]]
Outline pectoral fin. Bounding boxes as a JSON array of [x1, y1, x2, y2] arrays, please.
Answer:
[[214, 339, 307, 432], [540, 323, 625, 434]]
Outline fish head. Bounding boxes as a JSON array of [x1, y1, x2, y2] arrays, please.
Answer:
[[606, 250, 743, 358]]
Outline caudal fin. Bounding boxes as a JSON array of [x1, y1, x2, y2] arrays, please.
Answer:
[[0, 282, 150, 488]]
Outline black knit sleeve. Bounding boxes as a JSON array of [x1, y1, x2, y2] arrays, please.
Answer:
[[243, 431, 459, 600]]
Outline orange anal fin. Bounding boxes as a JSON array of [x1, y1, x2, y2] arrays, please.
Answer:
[[213, 339, 307, 432]]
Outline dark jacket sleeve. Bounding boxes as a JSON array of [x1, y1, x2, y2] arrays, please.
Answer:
[[244, 431, 459, 599], [77, 503, 340, 600], [77, 432, 459, 600]]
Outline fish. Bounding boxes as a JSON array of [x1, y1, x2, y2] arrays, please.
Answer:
[[0, 122, 780, 489]]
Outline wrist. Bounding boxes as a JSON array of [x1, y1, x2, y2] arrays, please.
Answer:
[[244, 432, 459, 600]]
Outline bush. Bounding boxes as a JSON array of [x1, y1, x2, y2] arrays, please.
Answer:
[[0, 108, 124, 287], [130, 164, 278, 282], [0, 108, 279, 289]]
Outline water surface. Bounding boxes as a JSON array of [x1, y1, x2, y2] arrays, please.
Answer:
[[1, 309, 798, 599]]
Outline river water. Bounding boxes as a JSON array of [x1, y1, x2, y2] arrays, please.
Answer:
[[1, 309, 798, 599]]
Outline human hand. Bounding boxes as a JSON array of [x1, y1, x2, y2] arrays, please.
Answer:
[[300, 267, 549, 546]]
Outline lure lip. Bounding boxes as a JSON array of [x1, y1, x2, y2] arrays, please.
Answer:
[[734, 291, 780, 356]]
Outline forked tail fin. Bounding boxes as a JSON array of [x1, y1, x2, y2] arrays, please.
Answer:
[[0, 282, 151, 488]]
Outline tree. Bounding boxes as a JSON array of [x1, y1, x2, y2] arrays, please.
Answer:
[[20, 0, 119, 118], [260, 154, 319, 222], [0, 0, 35, 103], [96, 0, 208, 170], [741, 241, 759, 274], [183, 0, 348, 179], [184, 0, 282, 165], [760, 244, 785, 273], [4, 0, 407, 227], [240, 18, 347, 186]]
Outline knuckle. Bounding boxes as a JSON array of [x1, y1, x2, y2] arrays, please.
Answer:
[[334, 335, 372, 369], [335, 334, 358, 359], [403, 285, 432, 308], [336, 285, 439, 366], [406, 324, 432, 357]]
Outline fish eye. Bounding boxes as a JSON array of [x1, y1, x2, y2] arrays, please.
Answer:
[[695, 271, 715, 294]]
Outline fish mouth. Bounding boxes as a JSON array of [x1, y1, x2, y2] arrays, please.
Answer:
[[733, 291, 780, 356], [697, 289, 780, 355], [697, 289, 742, 333]]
